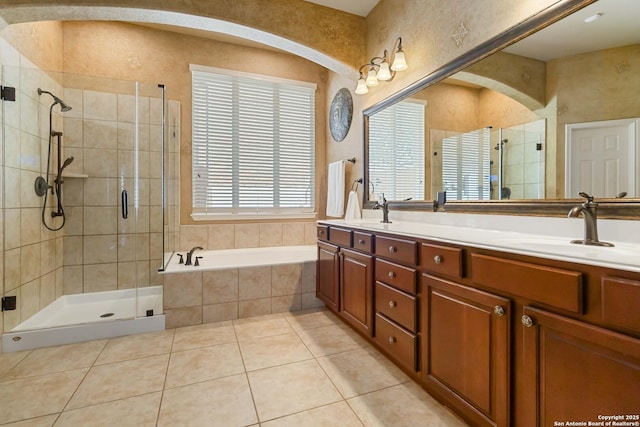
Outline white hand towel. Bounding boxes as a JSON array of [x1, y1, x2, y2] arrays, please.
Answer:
[[326, 160, 345, 217], [345, 190, 362, 219]]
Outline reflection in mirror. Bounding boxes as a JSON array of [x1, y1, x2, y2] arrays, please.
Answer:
[[364, 0, 640, 205], [368, 100, 426, 201]]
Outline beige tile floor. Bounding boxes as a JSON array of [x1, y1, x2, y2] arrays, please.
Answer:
[[0, 309, 468, 426]]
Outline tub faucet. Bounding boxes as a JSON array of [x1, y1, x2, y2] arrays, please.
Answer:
[[567, 192, 614, 247], [185, 246, 203, 265], [373, 193, 392, 223]]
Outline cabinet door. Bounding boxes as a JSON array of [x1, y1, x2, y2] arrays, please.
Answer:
[[340, 248, 374, 336], [423, 275, 510, 427], [316, 242, 339, 312], [521, 306, 640, 426]]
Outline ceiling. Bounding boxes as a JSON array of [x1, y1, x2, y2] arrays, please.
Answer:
[[303, 0, 380, 17], [505, 0, 640, 61]]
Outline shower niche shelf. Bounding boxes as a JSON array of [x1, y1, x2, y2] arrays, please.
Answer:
[[61, 172, 89, 179]]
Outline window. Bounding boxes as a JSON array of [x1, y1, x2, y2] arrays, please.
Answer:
[[368, 100, 425, 201], [190, 65, 316, 219], [441, 128, 491, 200]]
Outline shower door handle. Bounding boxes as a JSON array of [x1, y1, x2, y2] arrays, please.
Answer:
[[121, 190, 128, 219]]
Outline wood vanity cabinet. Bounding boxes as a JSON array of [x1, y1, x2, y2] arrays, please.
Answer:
[[316, 225, 375, 335], [373, 235, 420, 373], [520, 305, 640, 426], [422, 243, 511, 427], [340, 248, 374, 336], [317, 222, 640, 427], [423, 275, 510, 427], [316, 241, 339, 312]]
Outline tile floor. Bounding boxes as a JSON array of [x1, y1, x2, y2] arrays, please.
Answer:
[[0, 309, 468, 426]]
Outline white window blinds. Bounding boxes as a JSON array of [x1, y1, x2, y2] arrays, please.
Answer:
[[191, 65, 316, 219], [441, 128, 491, 200], [368, 100, 425, 201]]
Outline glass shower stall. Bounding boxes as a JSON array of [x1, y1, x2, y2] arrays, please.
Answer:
[[1, 65, 179, 351]]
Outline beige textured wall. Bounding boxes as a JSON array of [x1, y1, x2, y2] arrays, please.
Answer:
[[60, 21, 329, 226], [0, 0, 367, 69], [325, 0, 560, 192], [0, 20, 63, 71]]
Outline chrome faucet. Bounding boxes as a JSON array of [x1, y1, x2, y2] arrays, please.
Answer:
[[185, 246, 203, 265], [567, 192, 614, 247], [373, 193, 391, 223]]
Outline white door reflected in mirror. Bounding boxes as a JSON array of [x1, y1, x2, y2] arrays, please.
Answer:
[[566, 118, 639, 198]]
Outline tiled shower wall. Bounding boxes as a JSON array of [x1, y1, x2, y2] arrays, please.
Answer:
[[1, 44, 65, 333], [1, 37, 178, 337], [60, 88, 170, 294]]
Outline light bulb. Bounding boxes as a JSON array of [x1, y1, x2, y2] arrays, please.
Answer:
[[391, 49, 408, 71], [355, 77, 369, 95], [376, 61, 392, 81], [365, 67, 379, 86]]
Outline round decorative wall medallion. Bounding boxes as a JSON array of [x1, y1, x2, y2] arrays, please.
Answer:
[[329, 88, 353, 142]]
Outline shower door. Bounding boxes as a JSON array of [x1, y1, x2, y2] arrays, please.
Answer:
[[1, 65, 164, 339]]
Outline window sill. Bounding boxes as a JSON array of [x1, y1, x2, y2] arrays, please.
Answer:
[[191, 212, 317, 221]]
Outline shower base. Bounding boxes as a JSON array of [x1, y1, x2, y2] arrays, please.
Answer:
[[2, 286, 164, 352]]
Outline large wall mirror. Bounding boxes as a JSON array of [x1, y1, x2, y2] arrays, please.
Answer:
[[364, 0, 640, 218]]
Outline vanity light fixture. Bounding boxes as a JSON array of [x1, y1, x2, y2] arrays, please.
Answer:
[[355, 37, 408, 95]]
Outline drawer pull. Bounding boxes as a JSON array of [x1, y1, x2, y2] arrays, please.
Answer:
[[494, 306, 505, 317], [521, 315, 534, 328], [388, 271, 395, 279], [388, 336, 397, 344], [358, 239, 366, 245], [433, 255, 442, 264], [389, 246, 397, 253], [388, 300, 397, 308], [319, 230, 324, 235]]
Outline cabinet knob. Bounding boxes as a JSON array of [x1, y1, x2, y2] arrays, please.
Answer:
[[388, 300, 397, 308], [389, 246, 397, 253], [521, 315, 534, 328], [388, 271, 395, 279], [433, 255, 442, 264], [388, 336, 397, 344], [358, 239, 365, 245], [494, 306, 505, 317]]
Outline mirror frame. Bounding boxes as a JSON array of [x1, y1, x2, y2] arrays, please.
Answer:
[[363, 0, 640, 219]]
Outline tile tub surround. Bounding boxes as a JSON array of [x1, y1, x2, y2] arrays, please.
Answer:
[[0, 310, 467, 426], [163, 261, 321, 328]]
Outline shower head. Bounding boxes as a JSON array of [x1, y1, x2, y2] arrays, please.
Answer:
[[37, 88, 72, 112], [494, 138, 509, 150]]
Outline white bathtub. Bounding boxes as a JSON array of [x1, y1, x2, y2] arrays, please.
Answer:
[[162, 245, 317, 274], [2, 286, 165, 352]]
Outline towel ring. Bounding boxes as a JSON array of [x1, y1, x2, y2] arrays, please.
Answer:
[[351, 178, 363, 191]]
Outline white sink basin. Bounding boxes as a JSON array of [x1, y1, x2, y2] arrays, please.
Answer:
[[493, 237, 640, 259]]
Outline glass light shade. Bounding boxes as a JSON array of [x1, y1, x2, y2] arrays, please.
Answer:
[[376, 61, 392, 81], [365, 67, 379, 86], [355, 77, 369, 95], [391, 49, 408, 71]]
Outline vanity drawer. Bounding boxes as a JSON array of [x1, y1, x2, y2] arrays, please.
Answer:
[[471, 254, 583, 313], [375, 258, 417, 294], [353, 231, 374, 253], [421, 243, 463, 278], [375, 236, 418, 265], [374, 313, 418, 372], [375, 282, 417, 332], [328, 227, 352, 247], [317, 225, 329, 241], [601, 277, 640, 335]]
